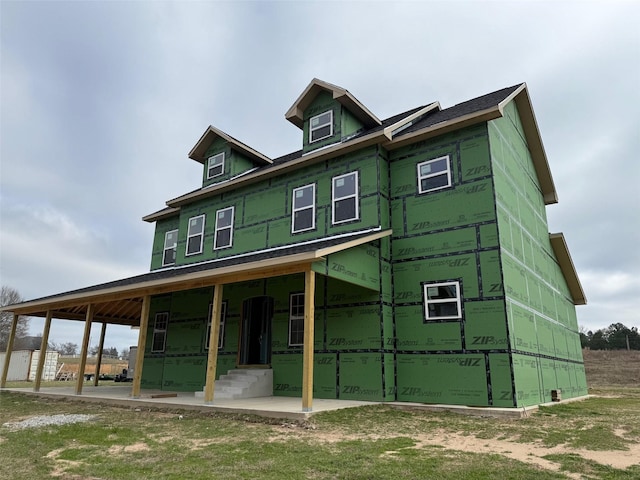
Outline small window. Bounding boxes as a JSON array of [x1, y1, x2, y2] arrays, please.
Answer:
[[292, 184, 316, 233], [207, 153, 225, 179], [205, 301, 227, 350], [423, 281, 462, 321], [162, 229, 178, 267], [332, 171, 359, 224], [289, 293, 305, 346], [309, 110, 333, 143], [214, 207, 234, 250], [185, 215, 205, 256], [152, 312, 169, 352], [417, 155, 452, 193]]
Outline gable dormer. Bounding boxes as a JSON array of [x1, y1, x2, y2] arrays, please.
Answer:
[[188, 125, 272, 188], [285, 78, 381, 154]]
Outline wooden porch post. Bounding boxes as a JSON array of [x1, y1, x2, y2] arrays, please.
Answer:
[[34, 311, 53, 392], [1, 314, 19, 388], [131, 295, 150, 399], [75, 304, 94, 395], [302, 269, 316, 412], [204, 284, 224, 404], [93, 323, 107, 387]]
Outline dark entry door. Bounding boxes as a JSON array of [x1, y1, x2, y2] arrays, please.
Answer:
[[239, 296, 274, 366]]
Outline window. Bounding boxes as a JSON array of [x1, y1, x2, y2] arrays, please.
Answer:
[[214, 207, 234, 249], [417, 155, 452, 193], [291, 184, 316, 233], [332, 171, 359, 224], [423, 281, 462, 321], [289, 293, 305, 346], [185, 215, 205, 256], [152, 312, 168, 352], [207, 153, 225, 179], [309, 110, 333, 143], [205, 301, 227, 350], [162, 229, 178, 267]]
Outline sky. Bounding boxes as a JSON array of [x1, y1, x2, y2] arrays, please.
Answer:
[[1, 0, 638, 354]]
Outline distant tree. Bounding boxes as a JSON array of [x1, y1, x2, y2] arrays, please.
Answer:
[[579, 326, 590, 348], [59, 342, 79, 356], [120, 347, 130, 360], [104, 347, 119, 357], [604, 323, 640, 350], [0, 286, 30, 351], [89, 345, 100, 356], [589, 329, 608, 350]]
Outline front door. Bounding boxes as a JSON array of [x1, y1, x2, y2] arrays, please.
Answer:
[[238, 296, 273, 366]]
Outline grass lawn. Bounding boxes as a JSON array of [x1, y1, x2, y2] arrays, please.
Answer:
[[0, 350, 638, 479]]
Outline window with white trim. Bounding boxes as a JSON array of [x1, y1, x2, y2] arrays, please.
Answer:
[[332, 171, 359, 224], [417, 155, 452, 193], [423, 281, 462, 321], [291, 184, 316, 233], [152, 312, 168, 352], [207, 153, 225, 179], [205, 301, 227, 350], [309, 110, 333, 143], [289, 293, 305, 347], [214, 206, 234, 250], [162, 229, 178, 267], [185, 215, 205, 256]]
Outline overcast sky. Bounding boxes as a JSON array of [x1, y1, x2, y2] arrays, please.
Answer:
[[1, 1, 638, 354]]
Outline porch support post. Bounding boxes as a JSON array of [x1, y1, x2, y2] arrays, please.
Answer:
[[204, 284, 223, 404], [76, 304, 94, 395], [302, 269, 316, 412], [1, 314, 19, 388], [131, 295, 150, 399], [34, 311, 53, 392], [93, 323, 107, 387]]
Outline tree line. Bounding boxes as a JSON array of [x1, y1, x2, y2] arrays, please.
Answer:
[[580, 323, 640, 350]]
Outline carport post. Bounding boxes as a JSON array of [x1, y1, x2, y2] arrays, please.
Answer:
[[131, 295, 150, 399], [302, 269, 315, 412], [93, 323, 107, 386], [34, 310, 53, 392], [1, 313, 19, 388], [204, 284, 224, 404], [76, 304, 94, 395]]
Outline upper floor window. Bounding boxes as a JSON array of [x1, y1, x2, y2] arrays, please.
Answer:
[[289, 293, 305, 346], [309, 110, 333, 143], [332, 171, 359, 224], [186, 215, 205, 256], [417, 155, 452, 194], [214, 207, 234, 250], [205, 301, 227, 350], [207, 153, 225, 179], [423, 281, 462, 321], [152, 312, 169, 352], [162, 229, 178, 267], [292, 184, 316, 233]]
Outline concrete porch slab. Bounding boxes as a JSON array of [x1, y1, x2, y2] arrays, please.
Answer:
[[1, 386, 375, 421]]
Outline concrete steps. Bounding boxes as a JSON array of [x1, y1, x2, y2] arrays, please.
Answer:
[[195, 368, 273, 400]]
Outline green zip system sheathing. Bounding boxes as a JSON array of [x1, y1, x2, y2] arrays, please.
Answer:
[[489, 101, 587, 405]]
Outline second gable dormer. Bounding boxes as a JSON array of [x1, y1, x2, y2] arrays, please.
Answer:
[[285, 78, 381, 154], [188, 125, 272, 188]]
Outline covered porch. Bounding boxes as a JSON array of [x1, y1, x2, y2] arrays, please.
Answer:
[[1, 230, 390, 413]]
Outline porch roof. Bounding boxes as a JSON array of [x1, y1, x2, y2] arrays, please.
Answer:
[[0, 230, 391, 325]]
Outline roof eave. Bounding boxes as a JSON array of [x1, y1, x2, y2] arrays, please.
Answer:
[[509, 86, 558, 205], [142, 207, 180, 223], [384, 106, 503, 150], [188, 126, 272, 165], [549, 233, 587, 305], [285, 78, 381, 129], [167, 130, 385, 208]]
